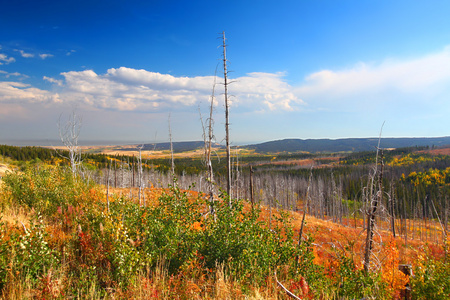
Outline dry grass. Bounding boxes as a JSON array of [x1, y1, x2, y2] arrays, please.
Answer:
[[1, 202, 33, 230], [0, 164, 11, 178]]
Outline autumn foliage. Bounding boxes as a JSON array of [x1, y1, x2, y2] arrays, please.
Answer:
[[0, 164, 449, 299]]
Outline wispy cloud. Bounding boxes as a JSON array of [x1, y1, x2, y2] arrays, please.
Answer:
[[43, 76, 63, 86], [15, 49, 34, 58], [0, 53, 15, 65], [0, 70, 29, 79], [39, 53, 54, 59], [66, 50, 76, 56], [295, 46, 450, 111]]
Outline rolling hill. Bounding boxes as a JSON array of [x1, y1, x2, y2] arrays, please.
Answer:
[[245, 136, 450, 153]]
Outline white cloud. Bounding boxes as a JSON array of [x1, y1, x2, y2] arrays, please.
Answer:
[[4, 45, 450, 118], [232, 72, 304, 111], [66, 50, 76, 56], [39, 53, 54, 59], [106, 67, 214, 91], [16, 49, 34, 58], [44, 67, 302, 112], [43, 76, 63, 86], [0, 70, 29, 79], [0, 81, 60, 104], [0, 53, 15, 64]]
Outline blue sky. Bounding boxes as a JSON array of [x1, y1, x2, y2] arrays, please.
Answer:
[[1, 0, 450, 145]]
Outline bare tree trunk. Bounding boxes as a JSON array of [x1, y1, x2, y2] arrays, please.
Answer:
[[363, 124, 384, 272], [390, 182, 396, 237], [222, 31, 232, 203], [168, 114, 175, 184], [299, 170, 313, 246], [250, 166, 254, 210], [128, 156, 132, 199], [114, 158, 117, 188], [132, 155, 135, 188], [121, 156, 124, 188], [137, 145, 143, 206], [107, 158, 111, 212], [206, 69, 217, 216]]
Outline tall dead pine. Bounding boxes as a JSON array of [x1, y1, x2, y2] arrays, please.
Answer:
[[168, 113, 175, 184], [199, 85, 216, 216], [364, 149, 384, 272], [363, 123, 385, 272], [250, 166, 254, 210], [222, 31, 232, 204], [203, 68, 218, 216]]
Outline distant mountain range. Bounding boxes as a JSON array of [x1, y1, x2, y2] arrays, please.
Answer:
[[245, 137, 450, 153], [116, 137, 450, 154]]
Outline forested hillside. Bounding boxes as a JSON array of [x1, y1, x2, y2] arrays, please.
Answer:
[[247, 137, 450, 153]]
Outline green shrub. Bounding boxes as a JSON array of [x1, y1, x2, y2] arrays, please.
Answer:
[[0, 217, 59, 289], [2, 165, 97, 216], [412, 254, 450, 299]]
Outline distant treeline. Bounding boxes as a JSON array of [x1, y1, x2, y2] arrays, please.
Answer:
[[247, 137, 450, 153], [0, 145, 57, 162], [0, 145, 111, 168]]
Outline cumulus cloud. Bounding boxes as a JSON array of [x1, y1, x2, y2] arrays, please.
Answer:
[[39, 53, 53, 59], [0, 53, 15, 64], [233, 72, 304, 111], [47, 67, 303, 112], [0, 81, 61, 104], [4, 46, 450, 116]]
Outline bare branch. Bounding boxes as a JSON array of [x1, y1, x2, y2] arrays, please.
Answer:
[[274, 271, 302, 300], [57, 109, 83, 177]]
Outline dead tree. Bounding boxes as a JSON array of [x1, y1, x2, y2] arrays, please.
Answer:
[[363, 128, 384, 272], [200, 64, 218, 216], [106, 158, 111, 212], [222, 31, 232, 203], [250, 166, 254, 210], [168, 114, 175, 183], [389, 181, 396, 237], [58, 109, 82, 177], [137, 144, 144, 206], [299, 168, 313, 246]]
